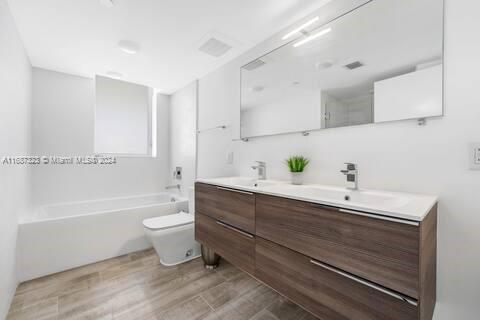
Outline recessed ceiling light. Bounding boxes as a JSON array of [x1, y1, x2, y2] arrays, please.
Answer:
[[315, 59, 336, 69], [106, 71, 123, 78], [118, 40, 140, 55], [251, 85, 265, 92], [293, 27, 332, 48], [99, 0, 115, 8], [282, 17, 319, 40]]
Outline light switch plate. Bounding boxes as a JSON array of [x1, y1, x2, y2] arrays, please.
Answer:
[[226, 152, 234, 164], [469, 143, 480, 170]]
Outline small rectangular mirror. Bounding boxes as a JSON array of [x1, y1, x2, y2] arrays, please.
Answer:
[[240, 0, 444, 139], [95, 76, 155, 156]]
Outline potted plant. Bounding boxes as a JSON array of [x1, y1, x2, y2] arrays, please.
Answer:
[[285, 156, 310, 185]]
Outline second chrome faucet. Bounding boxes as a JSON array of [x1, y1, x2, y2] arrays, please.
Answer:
[[341, 163, 358, 190]]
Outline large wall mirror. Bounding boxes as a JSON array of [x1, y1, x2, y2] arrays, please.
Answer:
[[240, 0, 444, 139]]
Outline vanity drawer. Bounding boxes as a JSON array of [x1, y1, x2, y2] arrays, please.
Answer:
[[195, 213, 255, 274], [195, 182, 255, 233], [256, 237, 418, 320], [256, 194, 420, 298]]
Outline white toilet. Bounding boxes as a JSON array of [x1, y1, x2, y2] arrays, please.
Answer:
[[143, 187, 201, 266]]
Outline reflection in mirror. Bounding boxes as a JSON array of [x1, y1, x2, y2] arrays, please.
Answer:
[[240, 0, 444, 139], [95, 76, 155, 156]]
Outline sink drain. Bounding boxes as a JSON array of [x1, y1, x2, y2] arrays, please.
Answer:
[[344, 195, 350, 201]]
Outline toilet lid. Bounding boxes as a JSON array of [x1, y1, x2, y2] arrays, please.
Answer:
[[143, 211, 194, 230]]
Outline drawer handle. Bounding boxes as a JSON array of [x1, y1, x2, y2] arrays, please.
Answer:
[[309, 203, 338, 211], [310, 203, 419, 226], [217, 187, 253, 195], [338, 209, 420, 226], [216, 221, 254, 239], [309, 259, 418, 307]]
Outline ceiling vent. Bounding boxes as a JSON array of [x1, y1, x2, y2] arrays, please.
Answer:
[[243, 59, 266, 71], [344, 61, 364, 70], [198, 38, 232, 57]]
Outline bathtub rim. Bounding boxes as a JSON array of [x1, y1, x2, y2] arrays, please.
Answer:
[[21, 192, 188, 225]]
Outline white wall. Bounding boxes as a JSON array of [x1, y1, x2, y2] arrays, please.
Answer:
[[31, 68, 169, 206], [0, 0, 31, 317], [197, 0, 480, 318], [169, 81, 197, 197], [197, 61, 238, 178]]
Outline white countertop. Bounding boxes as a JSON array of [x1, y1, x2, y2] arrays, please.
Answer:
[[196, 177, 438, 222]]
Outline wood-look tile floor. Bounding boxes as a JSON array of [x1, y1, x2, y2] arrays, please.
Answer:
[[7, 248, 319, 320]]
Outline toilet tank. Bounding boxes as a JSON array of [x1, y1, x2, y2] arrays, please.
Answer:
[[188, 187, 195, 214]]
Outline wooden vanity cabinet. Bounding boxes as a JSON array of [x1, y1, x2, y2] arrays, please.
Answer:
[[195, 182, 256, 274], [256, 237, 418, 320], [195, 182, 255, 233], [194, 182, 437, 320], [195, 213, 255, 274], [256, 194, 420, 298]]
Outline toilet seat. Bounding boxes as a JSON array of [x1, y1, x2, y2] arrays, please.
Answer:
[[143, 212, 194, 230]]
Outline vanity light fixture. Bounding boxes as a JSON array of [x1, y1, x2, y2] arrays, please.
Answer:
[[118, 40, 140, 55], [293, 27, 332, 48], [282, 16, 319, 40]]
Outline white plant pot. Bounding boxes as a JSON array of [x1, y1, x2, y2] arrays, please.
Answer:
[[290, 172, 304, 185]]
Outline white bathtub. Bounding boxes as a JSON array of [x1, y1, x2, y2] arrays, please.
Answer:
[[17, 193, 188, 282]]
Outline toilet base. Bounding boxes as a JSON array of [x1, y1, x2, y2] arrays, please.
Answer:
[[144, 223, 201, 267], [159, 254, 201, 267]]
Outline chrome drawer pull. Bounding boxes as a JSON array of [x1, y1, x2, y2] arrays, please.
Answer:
[[338, 209, 420, 226], [309, 203, 338, 211], [217, 187, 253, 195], [216, 221, 254, 239], [309, 259, 418, 307]]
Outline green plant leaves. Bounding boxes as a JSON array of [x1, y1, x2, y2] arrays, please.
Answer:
[[285, 156, 310, 172]]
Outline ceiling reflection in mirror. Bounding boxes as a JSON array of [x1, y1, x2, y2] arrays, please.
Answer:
[[240, 0, 444, 139]]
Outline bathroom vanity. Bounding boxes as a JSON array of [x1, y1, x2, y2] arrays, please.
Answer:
[[195, 177, 437, 320]]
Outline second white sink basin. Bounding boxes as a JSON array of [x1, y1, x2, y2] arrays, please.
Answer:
[[262, 184, 409, 208]]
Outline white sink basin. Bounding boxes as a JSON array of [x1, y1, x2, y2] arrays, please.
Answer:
[[210, 177, 256, 187], [196, 176, 438, 221], [263, 184, 409, 208], [203, 177, 283, 188]]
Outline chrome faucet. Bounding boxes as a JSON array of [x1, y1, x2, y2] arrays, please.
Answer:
[[251, 161, 267, 180], [340, 163, 358, 190], [165, 184, 181, 190]]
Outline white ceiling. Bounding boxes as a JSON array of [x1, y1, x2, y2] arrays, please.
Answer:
[[7, 0, 330, 94]]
